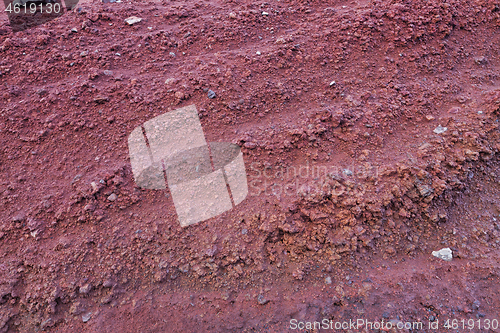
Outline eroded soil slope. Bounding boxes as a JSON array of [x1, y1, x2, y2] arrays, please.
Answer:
[[1, 0, 500, 332]]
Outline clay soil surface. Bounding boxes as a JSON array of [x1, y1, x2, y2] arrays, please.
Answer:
[[1, 0, 500, 332]]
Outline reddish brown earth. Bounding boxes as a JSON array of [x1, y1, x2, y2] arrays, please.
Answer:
[[1, 0, 500, 332]]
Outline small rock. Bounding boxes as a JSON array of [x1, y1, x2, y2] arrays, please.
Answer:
[[474, 56, 487, 65], [229, 12, 237, 19], [107, 193, 117, 201], [12, 212, 26, 222], [325, 276, 332, 284], [164, 78, 177, 85], [103, 70, 113, 76], [94, 96, 109, 104], [70, 28, 78, 33], [82, 312, 92, 323], [80, 51, 88, 57], [84, 204, 96, 212], [433, 125, 447, 134], [40, 318, 54, 329], [417, 184, 433, 197], [425, 115, 435, 121], [256, 51, 261, 55], [243, 142, 256, 149], [432, 247, 452, 261], [69, 301, 85, 315], [257, 294, 269, 305], [262, 11, 269, 16], [174, 91, 185, 100], [329, 80, 336, 86], [207, 90, 216, 99], [125, 16, 142, 25], [343, 169, 353, 176], [79, 283, 92, 294], [103, 279, 114, 288]]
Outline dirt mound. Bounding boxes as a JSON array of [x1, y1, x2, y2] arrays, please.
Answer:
[[1, 0, 500, 331]]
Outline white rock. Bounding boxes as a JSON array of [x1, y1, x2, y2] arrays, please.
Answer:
[[325, 276, 332, 284], [433, 125, 448, 134], [107, 193, 117, 201], [82, 312, 92, 323], [262, 11, 269, 16], [432, 247, 452, 261], [125, 16, 142, 25], [329, 80, 336, 86]]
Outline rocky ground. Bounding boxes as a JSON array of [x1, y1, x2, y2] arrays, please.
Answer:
[[1, 0, 500, 332]]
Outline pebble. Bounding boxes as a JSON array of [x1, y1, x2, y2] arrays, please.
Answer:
[[433, 125, 447, 134], [474, 56, 487, 65], [103, 70, 113, 76], [243, 142, 256, 149], [107, 193, 117, 201], [257, 294, 269, 305], [432, 247, 452, 261], [207, 90, 216, 99], [329, 80, 336, 86], [82, 312, 92, 323], [93, 96, 109, 104], [256, 51, 261, 55], [164, 78, 177, 85], [70, 28, 78, 33], [79, 283, 92, 294], [325, 276, 332, 284], [262, 11, 269, 16], [125, 16, 142, 25], [12, 212, 26, 222], [343, 169, 353, 176]]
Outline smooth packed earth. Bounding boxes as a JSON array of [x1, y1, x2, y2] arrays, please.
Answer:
[[1, 0, 500, 332]]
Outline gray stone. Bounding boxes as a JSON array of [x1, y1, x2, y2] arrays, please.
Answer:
[[124, 16, 142, 25], [433, 125, 448, 134], [82, 312, 92, 323], [257, 294, 269, 305]]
